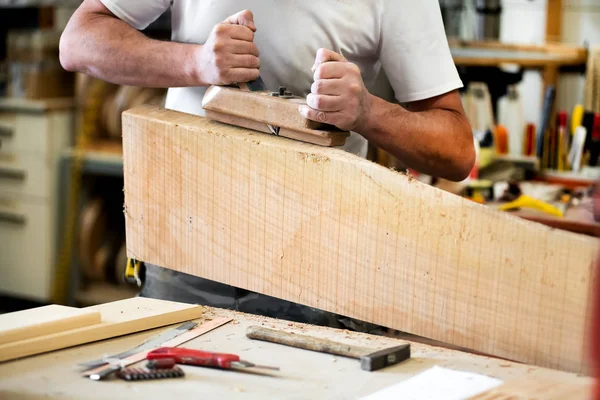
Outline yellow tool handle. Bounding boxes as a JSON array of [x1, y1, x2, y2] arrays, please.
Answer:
[[498, 195, 564, 217]]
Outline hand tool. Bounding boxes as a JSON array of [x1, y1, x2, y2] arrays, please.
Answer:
[[557, 111, 568, 170], [117, 366, 185, 381], [568, 126, 587, 172], [498, 194, 565, 217], [524, 123, 536, 156], [589, 114, 600, 167], [494, 124, 508, 154], [82, 317, 232, 380], [124, 258, 143, 286], [245, 325, 410, 372], [79, 321, 198, 370], [146, 347, 280, 372], [583, 111, 596, 156], [237, 76, 280, 136], [202, 79, 350, 147], [537, 85, 555, 158], [571, 104, 584, 135]]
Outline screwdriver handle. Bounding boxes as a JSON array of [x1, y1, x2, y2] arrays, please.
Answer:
[[147, 347, 240, 369]]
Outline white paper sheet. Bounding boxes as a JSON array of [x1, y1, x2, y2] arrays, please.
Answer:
[[361, 366, 503, 400]]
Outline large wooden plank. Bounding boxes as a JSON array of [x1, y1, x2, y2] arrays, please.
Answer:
[[0, 305, 101, 345], [122, 106, 599, 374], [0, 297, 203, 362]]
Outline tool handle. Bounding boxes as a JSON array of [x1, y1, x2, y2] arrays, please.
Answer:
[[147, 347, 240, 369], [246, 326, 367, 358]]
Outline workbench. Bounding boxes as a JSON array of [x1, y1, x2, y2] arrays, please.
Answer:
[[0, 306, 592, 400]]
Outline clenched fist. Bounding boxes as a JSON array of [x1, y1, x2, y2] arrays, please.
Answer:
[[196, 10, 260, 85], [299, 48, 372, 132]]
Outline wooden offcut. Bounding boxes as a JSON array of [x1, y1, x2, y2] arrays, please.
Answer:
[[201, 85, 349, 147], [122, 106, 599, 374], [0, 305, 100, 345], [0, 297, 202, 362]]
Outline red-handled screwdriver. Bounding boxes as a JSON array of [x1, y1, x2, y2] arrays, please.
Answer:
[[146, 347, 279, 371]]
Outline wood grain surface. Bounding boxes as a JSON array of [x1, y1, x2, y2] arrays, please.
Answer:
[[0, 297, 203, 362], [122, 106, 599, 374], [246, 326, 370, 358], [0, 305, 100, 345]]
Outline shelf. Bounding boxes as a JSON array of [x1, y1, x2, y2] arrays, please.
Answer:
[[75, 282, 137, 306], [0, 97, 75, 113], [450, 40, 588, 68]]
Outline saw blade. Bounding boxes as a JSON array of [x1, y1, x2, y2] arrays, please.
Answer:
[[79, 321, 198, 370]]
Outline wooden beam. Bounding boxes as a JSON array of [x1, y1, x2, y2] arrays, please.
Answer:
[[449, 40, 588, 68], [546, 0, 563, 43], [122, 106, 599, 374]]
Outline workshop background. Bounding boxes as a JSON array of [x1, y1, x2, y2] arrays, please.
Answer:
[[0, 0, 599, 313]]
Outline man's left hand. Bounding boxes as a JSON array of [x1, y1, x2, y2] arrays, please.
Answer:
[[299, 48, 372, 132]]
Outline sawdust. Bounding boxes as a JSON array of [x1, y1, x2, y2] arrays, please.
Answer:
[[296, 152, 330, 164], [242, 136, 262, 145]]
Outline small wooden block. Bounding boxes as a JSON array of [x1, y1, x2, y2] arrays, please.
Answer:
[[201, 85, 350, 147]]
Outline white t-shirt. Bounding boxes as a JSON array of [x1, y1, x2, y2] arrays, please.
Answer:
[[101, 0, 463, 157]]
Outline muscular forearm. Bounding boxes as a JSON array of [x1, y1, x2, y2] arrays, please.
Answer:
[[60, 3, 260, 88], [299, 49, 475, 181], [60, 6, 200, 87], [357, 94, 475, 181]]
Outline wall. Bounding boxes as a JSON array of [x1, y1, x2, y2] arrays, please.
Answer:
[[498, 0, 599, 128], [558, 0, 600, 113], [499, 0, 547, 126]]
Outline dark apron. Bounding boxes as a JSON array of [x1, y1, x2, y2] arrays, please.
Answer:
[[139, 263, 384, 334]]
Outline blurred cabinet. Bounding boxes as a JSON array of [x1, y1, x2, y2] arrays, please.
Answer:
[[0, 97, 73, 301]]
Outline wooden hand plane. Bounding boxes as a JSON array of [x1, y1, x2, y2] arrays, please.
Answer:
[[201, 82, 350, 147]]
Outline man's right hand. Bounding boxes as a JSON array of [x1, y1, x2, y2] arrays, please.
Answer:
[[196, 10, 261, 86]]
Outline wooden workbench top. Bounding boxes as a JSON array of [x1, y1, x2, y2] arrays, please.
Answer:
[[0, 306, 592, 400]]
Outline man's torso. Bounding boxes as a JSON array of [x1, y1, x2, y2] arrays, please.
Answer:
[[166, 0, 395, 156]]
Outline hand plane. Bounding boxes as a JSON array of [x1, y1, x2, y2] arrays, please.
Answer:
[[201, 77, 350, 147]]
